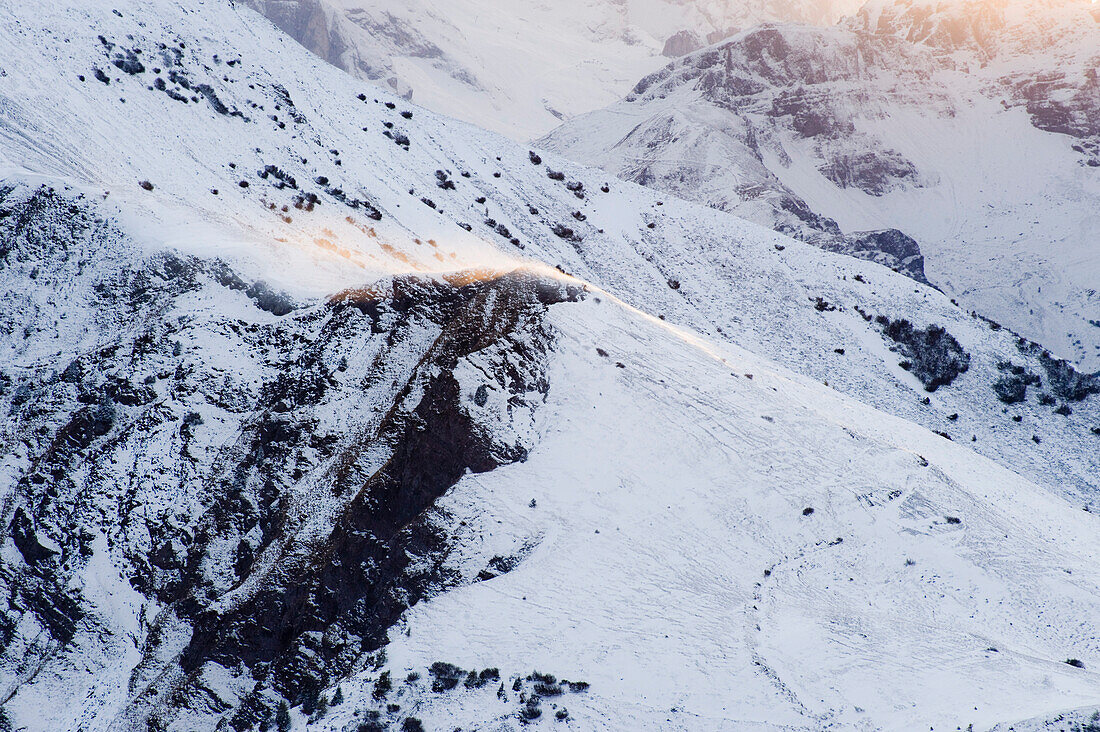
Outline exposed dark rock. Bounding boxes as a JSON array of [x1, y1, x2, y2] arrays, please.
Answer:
[[663, 30, 704, 58], [843, 229, 930, 285]]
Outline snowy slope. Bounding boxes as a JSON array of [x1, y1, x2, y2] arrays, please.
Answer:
[[240, 0, 867, 140], [541, 0, 1100, 370], [1, 0, 1100, 730]]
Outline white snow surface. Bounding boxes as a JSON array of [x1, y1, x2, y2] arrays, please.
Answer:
[[0, 0, 1099, 729]]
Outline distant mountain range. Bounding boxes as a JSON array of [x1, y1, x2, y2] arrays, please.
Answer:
[[241, 0, 865, 139], [543, 0, 1100, 369]]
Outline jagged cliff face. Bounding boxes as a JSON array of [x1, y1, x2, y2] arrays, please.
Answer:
[[241, 0, 865, 139], [0, 183, 580, 730], [541, 0, 1100, 369]]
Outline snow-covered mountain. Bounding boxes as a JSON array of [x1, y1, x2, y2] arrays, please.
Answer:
[[1, 1, 1100, 730], [240, 0, 866, 140], [542, 0, 1100, 370]]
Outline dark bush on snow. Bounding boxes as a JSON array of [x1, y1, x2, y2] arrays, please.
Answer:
[[464, 667, 500, 688], [1038, 352, 1100, 402], [520, 699, 542, 720], [874, 316, 970, 391], [429, 662, 464, 692], [372, 671, 392, 699], [534, 681, 563, 696], [112, 49, 145, 75], [551, 223, 576, 240], [993, 361, 1040, 403]]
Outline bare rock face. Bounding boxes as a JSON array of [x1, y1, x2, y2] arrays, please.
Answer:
[[815, 229, 930, 285], [0, 185, 582, 730], [663, 30, 704, 57]]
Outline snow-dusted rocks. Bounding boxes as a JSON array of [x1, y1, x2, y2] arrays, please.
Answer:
[[0, 0, 1099, 730], [542, 0, 1100, 369]]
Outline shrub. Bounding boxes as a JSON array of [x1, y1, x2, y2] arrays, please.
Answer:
[[1037, 352, 1100, 402], [373, 671, 392, 699], [520, 699, 542, 721], [551, 223, 576, 240], [429, 662, 464, 692], [874, 316, 969, 391], [534, 682, 562, 696], [275, 702, 291, 732]]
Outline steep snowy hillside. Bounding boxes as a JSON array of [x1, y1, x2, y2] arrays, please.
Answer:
[[1, 1, 1100, 730], [240, 0, 866, 139], [542, 0, 1100, 370]]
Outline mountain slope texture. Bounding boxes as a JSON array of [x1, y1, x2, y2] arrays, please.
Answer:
[[0, 1, 1099, 731]]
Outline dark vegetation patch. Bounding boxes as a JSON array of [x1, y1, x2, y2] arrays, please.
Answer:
[[992, 361, 1040, 403], [394, 662, 588, 726], [873, 315, 969, 391], [111, 48, 145, 75]]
